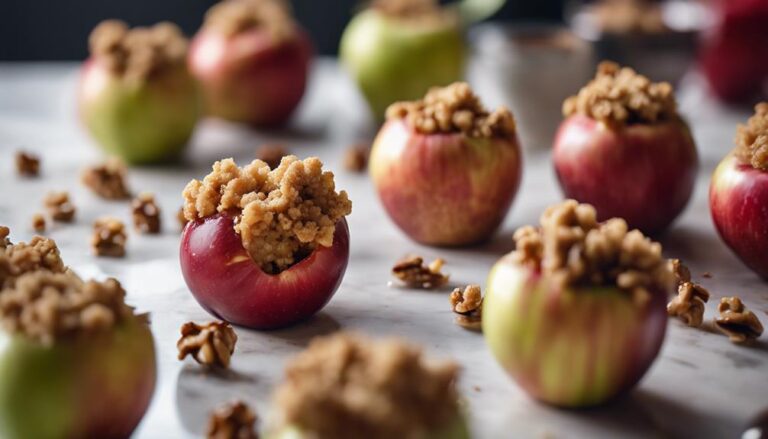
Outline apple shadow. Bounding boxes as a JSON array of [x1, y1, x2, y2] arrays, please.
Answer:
[[256, 311, 343, 348]]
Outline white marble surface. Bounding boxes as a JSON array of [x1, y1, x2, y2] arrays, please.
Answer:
[[0, 59, 766, 439]]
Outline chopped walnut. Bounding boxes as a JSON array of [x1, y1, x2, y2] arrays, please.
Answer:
[[256, 144, 289, 169], [44, 191, 76, 222], [450, 285, 482, 331], [271, 332, 461, 439], [715, 297, 764, 344], [132, 192, 161, 234], [183, 157, 352, 274], [177, 321, 238, 368], [392, 255, 449, 289], [31, 214, 46, 234], [207, 400, 258, 439], [563, 61, 678, 126], [81, 160, 131, 200], [343, 143, 369, 173], [91, 217, 127, 257], [735, 102, 768, 171], [0, 235, 66, 288], [15, 151, 40, 177], [387, 82, 517, 138], [204, 0, 295, 41], [667, 282, 709, 327], [668, 258, 691, 288]]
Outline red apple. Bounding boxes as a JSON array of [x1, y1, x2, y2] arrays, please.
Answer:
[[483, 255, 668, 407], [710, 153, 768, 279], [188, 24, 312, 127], [180, 213, 349, 329], [553, 114, 698, 234], [369, 118, 522, 246]]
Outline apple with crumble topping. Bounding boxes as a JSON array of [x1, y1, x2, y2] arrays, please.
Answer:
[[189, 0, 312, 127], [180, 156, 352, 329], [553, 62, 698, 235], [710, 103, 768, 279], [369, 82, 522, 246]]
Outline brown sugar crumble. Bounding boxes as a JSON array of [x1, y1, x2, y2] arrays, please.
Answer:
[[81, 160, 131, 200], [735, 102, 768, 171], [387, 82, 517, 138], [204, 0, 295, 41], [183, 156, 352, 274], [256, 144, 289, 170], [89, 20, 188, 82], [450, 284, 483, 331], [31, 214, 46, 234], [511, 200, 673, 303], [343, 143, 370, 173], [177, 321, 238, 368], [207, 400, 258, 439], [667, 282, 709, 327], [0, 235, 66, 288], [91, 217, 127, 258], [271, 332, 462, 439], [44, 191, 76, 222], [715, 297, 764, 344], [15, 151, 40, 177], [392, 255, 449, 289], [132, 192, 162, 234], [563, 61, 678, 126]]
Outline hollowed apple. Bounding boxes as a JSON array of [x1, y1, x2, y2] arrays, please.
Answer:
[[180, 213, 349, 329]]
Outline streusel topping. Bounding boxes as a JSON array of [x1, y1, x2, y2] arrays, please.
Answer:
[[272, 332, 461, 439], [735, 103, 768, 171], [386, 82, 517, 138], [183, 156, 351, 273], [204, 0, 295, 41], [563, 61, 678, 125], [0, 236, 66, 288]]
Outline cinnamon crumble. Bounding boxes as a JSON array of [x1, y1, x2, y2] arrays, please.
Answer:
[[563, 61, 678, 126], [207, 400, 258, 439], [715, 297, 764, 344], [735, 102, 768, 171], [182, 156, 352, 273], [15, 151, 40, 177], [81, 160, 131, 200], [667, 282, 709, 327], [256, 144, 289, 170], [177, 321, 238, 368], [44, 191, 76, 222], [386, 82, 517, 138], [450, 284, 482, 330], [132, 192, 161, 234], [31, 214, 46, 234], [392, 255, 449, 289], [204, 0, 295, 41], [271, 332, 462, 439], [343, 143, 369, 173], [0, 235, 66, 288], [91, 217, 127, 257]]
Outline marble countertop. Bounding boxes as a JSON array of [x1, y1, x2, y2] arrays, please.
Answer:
[[0, 59, 766, 439]]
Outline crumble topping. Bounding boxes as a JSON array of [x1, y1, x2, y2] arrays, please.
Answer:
[[0, 270, 138, 345], [31, 214, 46, 234], [81, 160, 131, 200], [343, 143, 369, 173], [386, 82, 517, 138], [207, 401, 258, 439], [256, 144, 289, 170], [44, 191, 76, 222], [511, 200, 672, 302], [204, 0, 295, 41], [667, 282, 709, 327], [182, 156, 352, 274], [91, 217, 127, 258], [715, 297, 764, 344], [0, 236, 66, 288], [132, 192, 161, 234], [450, 285, 482, 331], [177, 321, 238, 368], [271, 332, 461, 439], [392, 255, 449, 289], [89, 20, 188, 82], [15, 151, 40, 177], [735, 102, 768, 171], [563, 61, 678, 125]]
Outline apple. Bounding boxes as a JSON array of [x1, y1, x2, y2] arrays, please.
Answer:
[[710, 153, 768, 279], [0, 319, 156, 439], [553, 114, 698, 234], [180, 213, 349, 329], [483, 255, 668, 407], [369, 117, 522, 246], [266, 417, 470, 439]]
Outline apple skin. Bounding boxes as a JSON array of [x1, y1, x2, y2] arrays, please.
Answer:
[[369, 118, 522, 246], [553, 115, 698, 235], [180, 213, 349, 329], [78, 59, 201, 165], [188, 27, 312, 127], [267, 416, 471, 439], [340, 9, 466, 121], [483, 256, 668, 408], [710, 153, 768, 279], [0, 319, 156, 439]]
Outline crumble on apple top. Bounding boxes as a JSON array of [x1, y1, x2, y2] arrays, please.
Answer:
[[735, 102, 768, 171]]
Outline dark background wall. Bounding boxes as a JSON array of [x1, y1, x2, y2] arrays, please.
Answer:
[[0, 0, 565, 60]]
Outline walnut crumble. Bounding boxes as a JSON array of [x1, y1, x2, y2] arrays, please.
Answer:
[[386, 82, 517, 138], [183, 156, 352, 273], [271, 332, 462, 439], [81, 160, 131, 200], [735, 102, 768, 171], [44, 191, 76, 222], [715, 297, 764, 344], [450, 285, 482, 330], [0, 235, 66, 288], [204, 0, 295, 41], [563, 61, 678, 126], [91, 217, 127, 258], [392, 255, 449, 289], [207, 400, 258, 439], [177, 321, 238, 368], [667, 282, 709, 327], [132, 192, 161, 234], [15, 151, 40, 177]]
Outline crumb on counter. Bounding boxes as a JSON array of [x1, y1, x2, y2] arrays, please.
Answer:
[[91, 217, 127, 258], [392, 255, 450, 289], [450, 284, 483, 331], [44, 191, 76, 223], [15, 151, 40, 177], [343, 143, 369, 173], [206, 400, 258, 439], [31, 214, 46, 234], [735, 102, 768, 171], [81, 159, 131, 200], [132, 192, 162, 234], [204, 0, 295, 41], [177, 321, 238, 368], [715, 296, 764, 344]]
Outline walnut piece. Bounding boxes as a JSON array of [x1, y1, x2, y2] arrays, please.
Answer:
[[0, 235, 66, 288], [207, 400, 258, 439], [668, 258, 691, 288], [667, 281, 709, 327], [183, 156, 352, 274], [343, 143, 369, 173], [91, 217, 127, 257], [81, 160, 131, 200], [563, 61, 678, 126], [44, 191, 76, 222], [387, 82, 517, 138], [450, 284, 482, 331], [715, 297, 764, 344], [0, 226, 9, 249], [271, 332, 461, 439], [256, 144, 289, 170], [31, 214, 46, 234], [392, 255, 449, 289], [15, 151, 40, 177], [132, 192, 162, 234], [177, 321, 238, 368], [204, 0, 295, 41], [735, 102, 768, 171]]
